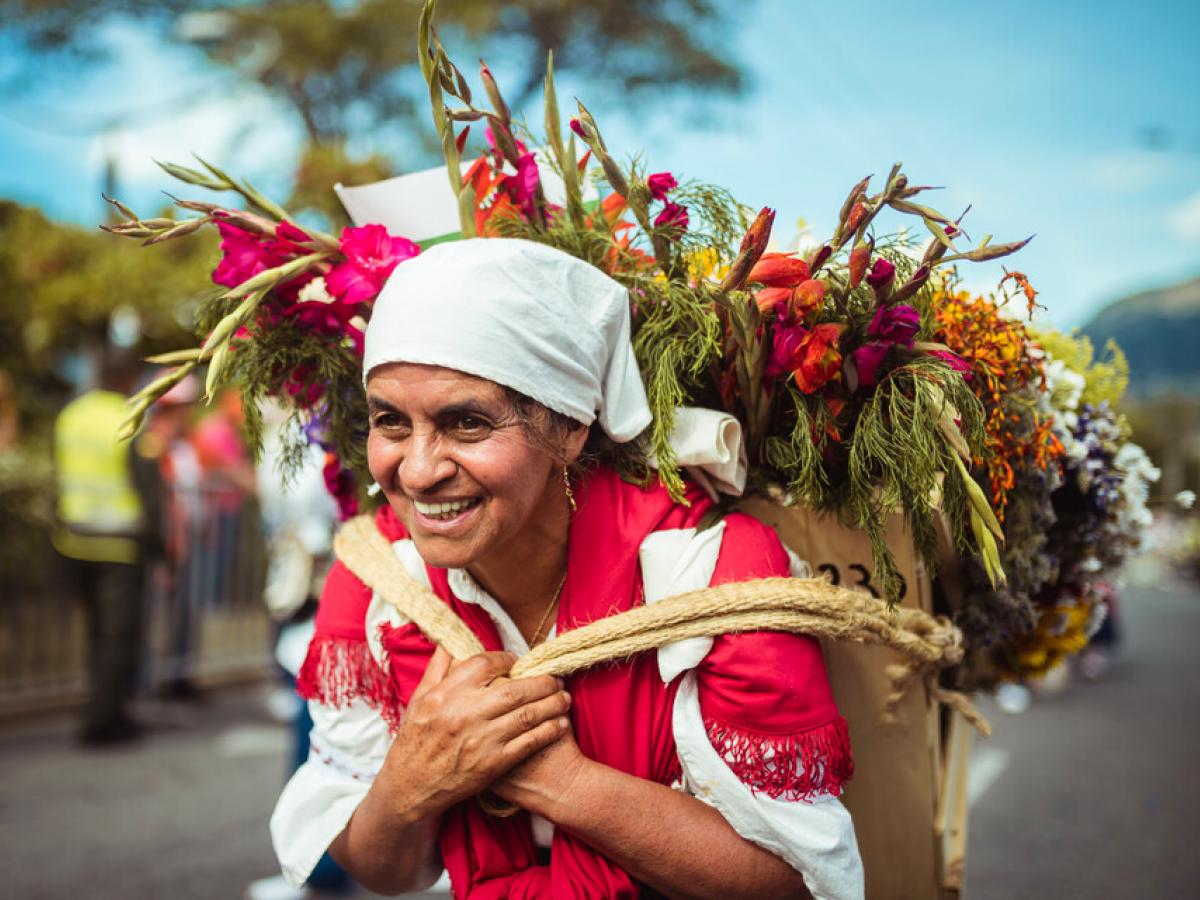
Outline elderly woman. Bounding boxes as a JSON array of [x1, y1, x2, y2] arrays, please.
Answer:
[[271, 238, 863, 899]]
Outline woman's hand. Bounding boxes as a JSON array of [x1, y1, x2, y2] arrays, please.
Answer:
[[375, 646, 573, 823], [490, 722, 591, 814]]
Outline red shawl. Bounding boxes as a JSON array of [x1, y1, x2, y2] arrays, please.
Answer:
[[299, 467, 851, 898]]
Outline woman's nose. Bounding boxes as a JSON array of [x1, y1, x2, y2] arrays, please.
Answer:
[[398, 430, 457, 493]]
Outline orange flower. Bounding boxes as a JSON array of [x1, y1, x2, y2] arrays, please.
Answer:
[[790, 279, 827, 319], [748, 252, 810, 287], [790, 322, 845, 394], [755, 286, 793, 314]]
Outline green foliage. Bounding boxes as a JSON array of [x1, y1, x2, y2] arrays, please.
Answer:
[[0, 200, 214, 436]]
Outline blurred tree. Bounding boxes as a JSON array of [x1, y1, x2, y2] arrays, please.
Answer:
[[0, 200, 215, 436], [1, 0, 746, 145]]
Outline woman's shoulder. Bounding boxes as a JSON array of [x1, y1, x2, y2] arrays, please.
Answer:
[[312, 505, 408, 639]]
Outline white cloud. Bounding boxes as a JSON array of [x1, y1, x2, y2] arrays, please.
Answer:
[[1168, 191, 1200, 242], [1080, 152, 1177, 193]]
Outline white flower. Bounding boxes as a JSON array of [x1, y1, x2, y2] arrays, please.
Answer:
[[297, 275, 335, 304], [1176, 490, 1197, 510]]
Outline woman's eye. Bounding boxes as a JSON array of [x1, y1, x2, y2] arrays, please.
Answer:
[[372, 413, 407, 433], [452, 415, 492, 439]]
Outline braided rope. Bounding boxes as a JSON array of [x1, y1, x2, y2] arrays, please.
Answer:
[[333, 515, 968, 691]]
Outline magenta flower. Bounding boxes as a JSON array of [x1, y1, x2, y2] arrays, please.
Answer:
[[513, 152, 542, 218], [322, 453, 359, 520], [653, 201, 689, 233], [930, 349, 972, 378], [851, 342, 891, 388], [646, 171, 678, 201], [766, 322, 807, 379], [867, 303, 920, 347], [569, 118, 586, 139], [865, 258, 895, 289], [212, 222, 290, 288], [326, 224, 419, 306]]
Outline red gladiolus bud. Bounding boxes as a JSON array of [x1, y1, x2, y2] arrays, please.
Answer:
[[719, 206, 776, 293], [791, 279, 827, 318], [748, 253, 810, 287], [455, 125, 471, 154], [755, 286, 793, 314], [577, 149, 592, 173], [569, 118, 587, 139], [846, 201, 867, 233], [849, 243, 871, 288], [807, 244, 832, 274]]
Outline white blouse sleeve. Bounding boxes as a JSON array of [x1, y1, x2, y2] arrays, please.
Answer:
[[640, 525, 865, 900], [672, 673, 863, 900], [269, 696, 392, 888]]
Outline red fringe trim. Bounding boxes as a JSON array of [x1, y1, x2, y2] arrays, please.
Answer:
[[296, 634, 403, 732], [704, 715, 854, 802]]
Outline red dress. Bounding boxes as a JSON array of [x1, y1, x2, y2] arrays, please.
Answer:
[[299, 466, 851, 898]]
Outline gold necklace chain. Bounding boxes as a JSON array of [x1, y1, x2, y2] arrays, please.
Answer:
[[529, 568, 568, 648]]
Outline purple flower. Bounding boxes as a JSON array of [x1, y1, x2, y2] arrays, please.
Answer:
[[867, 303, 920, 347], [646, 171, 678, 201], [851, 341, 891, 388]]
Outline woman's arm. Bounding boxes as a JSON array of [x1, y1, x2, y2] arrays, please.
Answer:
[[328, 648, 573, 895], [493, 733, 812, 900]]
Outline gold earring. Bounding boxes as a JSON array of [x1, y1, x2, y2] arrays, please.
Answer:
[[563, 465, 577, 513]]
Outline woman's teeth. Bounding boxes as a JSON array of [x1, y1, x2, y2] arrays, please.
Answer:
[[414, 498, 481, 520]]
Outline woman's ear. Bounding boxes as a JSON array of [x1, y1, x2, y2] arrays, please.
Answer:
[[563, 422, 589, 465]]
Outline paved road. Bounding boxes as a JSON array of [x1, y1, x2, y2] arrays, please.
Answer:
[[965, 577, 1200, 899], [1, 576, 1196, 899]]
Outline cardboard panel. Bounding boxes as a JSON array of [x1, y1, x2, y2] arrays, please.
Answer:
[[739, 499, 944, 900]]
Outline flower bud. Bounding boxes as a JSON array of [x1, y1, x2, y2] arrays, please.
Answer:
[[719, 206, 775, 293], [849, 242, 871, 289]]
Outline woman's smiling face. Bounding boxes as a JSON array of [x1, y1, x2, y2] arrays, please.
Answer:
[[366, 362, 580, 571]]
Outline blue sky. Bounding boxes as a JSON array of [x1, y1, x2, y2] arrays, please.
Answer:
[[2, 0, 1197, 327]]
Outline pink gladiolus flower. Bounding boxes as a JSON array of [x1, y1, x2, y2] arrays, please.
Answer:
[[569, 118, 586, 138], [851, 341, 891, 388], [212, 222, 291, 288], [646, 172, 677, 201], [654, 201, 689, 233], [513, 152, 541, 217], [326, 224, 419, 306], [867, 303, 920, 347]]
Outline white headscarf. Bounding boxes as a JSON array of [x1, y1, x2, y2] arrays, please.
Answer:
[[363, 238, 652, 443]]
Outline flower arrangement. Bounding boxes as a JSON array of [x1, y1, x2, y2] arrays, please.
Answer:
[[1001, 333, 1159, 680], [106, 0, 1040, 602]]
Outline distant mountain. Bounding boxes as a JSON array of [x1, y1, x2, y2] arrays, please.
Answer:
[[1082, 275, 1200, 397]]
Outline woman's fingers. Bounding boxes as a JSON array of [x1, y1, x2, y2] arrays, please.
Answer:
[[476, 674, 565, 720], [442, 650, 516, 689], [491, 690, 572, 742], [501, 716, 571, 766]]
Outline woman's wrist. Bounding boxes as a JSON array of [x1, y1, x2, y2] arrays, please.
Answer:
[[518, 753, 604, 825]]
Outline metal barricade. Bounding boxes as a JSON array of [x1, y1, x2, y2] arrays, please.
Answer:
[[0, 480, 273, 716]]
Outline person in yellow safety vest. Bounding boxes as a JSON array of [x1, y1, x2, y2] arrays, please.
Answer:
[[53, 354, 164, 744]]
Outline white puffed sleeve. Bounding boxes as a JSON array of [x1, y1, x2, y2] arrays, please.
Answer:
[[640, 526, 864, 900], [270, 697, 391, 888]]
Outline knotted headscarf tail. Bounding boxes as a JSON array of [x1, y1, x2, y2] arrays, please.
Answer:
[[363, 238, 653, 443], [331, 514, 990, 736]]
